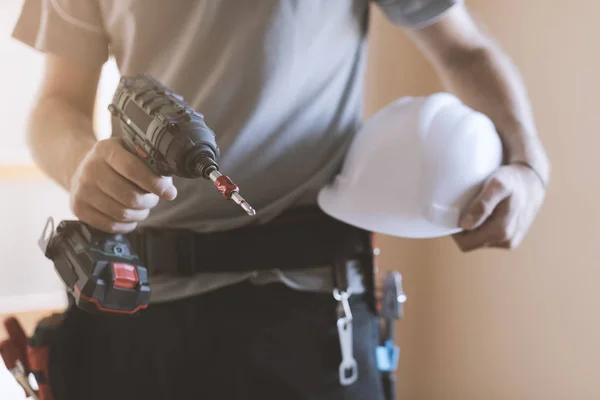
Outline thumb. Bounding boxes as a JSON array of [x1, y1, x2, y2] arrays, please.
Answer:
[[460, 175, 510, 230], [154, 175, 177, 200]]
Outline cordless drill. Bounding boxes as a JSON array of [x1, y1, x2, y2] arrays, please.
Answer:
[[39, 74, 255, 316], [109, 74, 255, 215]]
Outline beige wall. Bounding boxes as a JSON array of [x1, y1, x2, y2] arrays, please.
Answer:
[[365, 1, 600, 399], [0, 310, 57, 342]]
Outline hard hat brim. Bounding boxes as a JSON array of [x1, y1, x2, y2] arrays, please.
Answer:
[[317, 185, 463, 239]]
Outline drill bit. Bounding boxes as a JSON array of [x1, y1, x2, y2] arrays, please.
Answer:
[[208, 170, 256, 216]]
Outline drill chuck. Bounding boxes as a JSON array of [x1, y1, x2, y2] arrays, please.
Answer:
[[192, 154, 255, 216], [191, 154, 218, 179]]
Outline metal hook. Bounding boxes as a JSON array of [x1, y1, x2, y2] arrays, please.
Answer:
[[38, 217, 55, 255]]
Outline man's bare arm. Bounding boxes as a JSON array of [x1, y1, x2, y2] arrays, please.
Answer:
[[404, 4, 550, 250], [405, 4, 549, 185], [27, 55, 100, 189], [27, 55, 177, 233]]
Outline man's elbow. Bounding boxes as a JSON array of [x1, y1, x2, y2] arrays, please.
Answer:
[[25, 95, 51, 152], [414, 5, 501, 70], [26, 89, 60, 131], [25, 94, 73, 155]]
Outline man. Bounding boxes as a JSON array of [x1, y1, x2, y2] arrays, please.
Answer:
[[12, 0, 549, 399]]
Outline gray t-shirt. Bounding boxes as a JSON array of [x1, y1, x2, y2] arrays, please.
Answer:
[[13, 0, 460, 303]]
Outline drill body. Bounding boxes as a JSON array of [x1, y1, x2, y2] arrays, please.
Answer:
[[108, 74, 220, 179]]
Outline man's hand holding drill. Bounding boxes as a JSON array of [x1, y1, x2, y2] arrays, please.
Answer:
[[69, 137, 178, 234]]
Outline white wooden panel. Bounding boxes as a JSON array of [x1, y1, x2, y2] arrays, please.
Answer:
[[0, 179, 73, 313]]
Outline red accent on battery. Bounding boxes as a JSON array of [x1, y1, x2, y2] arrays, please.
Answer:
[[73, 286, 148, 315], [112, 263, 139, 290], [214, 175, 239, 199], [135, 146, 148, 159]]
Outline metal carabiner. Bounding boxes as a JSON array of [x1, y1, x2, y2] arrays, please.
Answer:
[[333, 288, 358, 385]]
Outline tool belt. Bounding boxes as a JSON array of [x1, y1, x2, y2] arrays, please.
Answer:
[[126, 206, 378, 388], [11, 207, 379, 396], [125, 206, 377, 308]]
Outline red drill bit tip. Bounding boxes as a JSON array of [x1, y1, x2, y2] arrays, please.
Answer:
[[213, 175, 239, 199], [209, 171, 256, 216]]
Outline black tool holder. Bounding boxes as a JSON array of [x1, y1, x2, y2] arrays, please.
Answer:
[[39, 218, 151, 316], [377, 271, 407, 400]]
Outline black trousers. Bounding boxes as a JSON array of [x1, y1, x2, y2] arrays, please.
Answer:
[[48, 281, 386, 400]]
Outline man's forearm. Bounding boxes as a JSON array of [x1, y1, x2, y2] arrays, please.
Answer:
[[27, 96, 97, 190], [431, 41, 550, 186]]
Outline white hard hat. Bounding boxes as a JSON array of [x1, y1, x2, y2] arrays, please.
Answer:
[[318, 93, 503, 239]]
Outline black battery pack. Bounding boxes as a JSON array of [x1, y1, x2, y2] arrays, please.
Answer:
[[38, 218, 151, 316]]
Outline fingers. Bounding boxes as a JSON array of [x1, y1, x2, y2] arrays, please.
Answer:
[[459, 175, 511, 231], [79, 183, 150, 223], [501, 228, 526, 249], [69, 138, 170, 233], [454, 198, 517, 252], [495, 213, 529, 249], [71, 200, 138, 234], [93, 162, 160, 210], [453, 164, 546, 253], [101, 140, 177, 200]]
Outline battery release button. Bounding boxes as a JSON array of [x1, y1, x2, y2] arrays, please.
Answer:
[[112, 263, 139, 290]]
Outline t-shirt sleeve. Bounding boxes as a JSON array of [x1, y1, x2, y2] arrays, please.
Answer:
[[11, 0, 109, 67], [374, 0, 464, 28]]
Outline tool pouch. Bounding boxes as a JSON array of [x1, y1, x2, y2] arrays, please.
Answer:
[[28, 314, 64, 400], [1, 314, 64, 400]]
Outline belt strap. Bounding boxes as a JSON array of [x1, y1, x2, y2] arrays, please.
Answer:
[[126, 208, 371, 276], [332, 257, 349, 292]]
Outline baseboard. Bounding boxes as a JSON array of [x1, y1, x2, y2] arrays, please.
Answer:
[[0, 292, 68, 314]]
